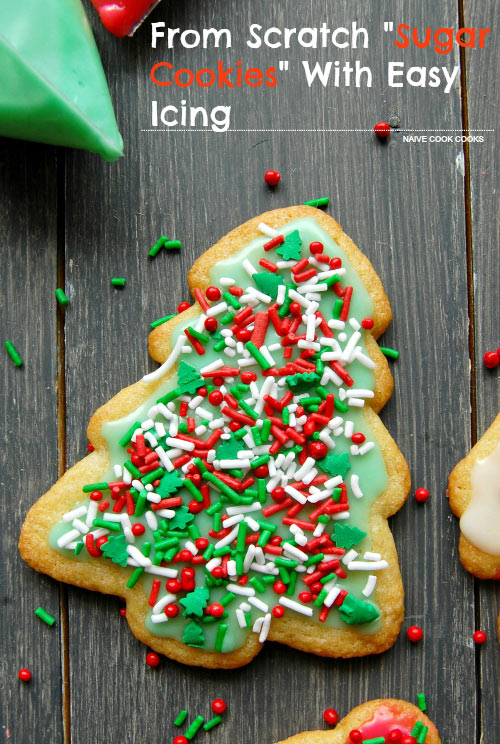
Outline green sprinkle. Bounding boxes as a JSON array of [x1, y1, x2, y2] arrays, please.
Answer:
[[54, 288, 69, 306], [126, 566, 144, 589], [305, 553, 324, 567], [380, 346, 399, 359], [203, 544, 214, 561], [411, 721, 424, 737], [251, 454, 270, 469], [304, 197, 329, 208], [362, 739, 385, 744], [134, 490, 148, 517], [220, 591, 236, 606], [183, 478, 204, 502], [149, 235, 167, 257], [150, 314, 175, 329], [314, 589, 328, 606], [417, 726, 428, 744], [4, 341, 23, 367], [111, 277, 126, 287], [245, 341, 271, 370], [74, 542, 84, 556], [215, 623, 228, 652], [123, 460, 142, 479], [286, 569, 298, 595], [118, 422, 141, 448], [187, 326, 209, 344], [206, 501, 223, 515], [332, 298, 344, 319], [213, 512, 222, 532], [174, 710, 188, 726], [275, 556, 298, 568], [260, 419, 271, 442], [82, 482, 108, 493], [236, 521, 248, 551], [333, 398, 349, 413], [184, 715, 205, 740], [164, 240, 182, 250], [203, 715, 223, 731], [220, 312, 235, 325], [34, 607, 56, 627], [204, 471, 241, 502], [417, 693, 427, 712], [257, 529, 272, 547], [250, 576, 266, 593], [239, 399, 259, 420], [93, 518, 121, 531], [141, 467, 165, 486], [257, 478, 267, 503], [223, 291, 241, 310]]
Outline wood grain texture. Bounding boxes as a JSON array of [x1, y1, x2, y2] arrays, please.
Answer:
[[61, 1, 474, 743], [0, 142, 63, 741], [464, 0, 500, 734]]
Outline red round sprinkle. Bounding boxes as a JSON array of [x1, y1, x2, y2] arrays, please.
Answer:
[[211, 698, 227, 715], [483, 350, 500, 369], [206, 286, 221, 301], [213, 376, 224, 387], [310, 582, 323, 595], [415, 487, 430, 503], [195, 537, 209, 550], [289, 302, 301, 315], [189, 472, 201, 486], [323, 708, 338, 726], [90, 490, 102, 502], [146, 652, 160, 667], [165, 604, 179, 618], [299, 591, 313, 603], [254, 465, 269, 478], [188, 499, 204, 514], [389, 731, 403, 742], [309, 241, 324, 255], [264, 169, 280, 186], [228, 421, 241, 432], [401, 738, 417, 744], [87, 442, 94, 452], [166, 579, 181, 593], [131, 454, 141, 466], [238, 575, 249, 585], [407, 625, 423, 642], [204, 317, 218, 333], [273, 581, 287, 595], [178, 549, 193, 562], [211, 566, 224, 579], [197, 387, 207, 398], [270, 535, 282, 546], [309, 441, 328, 460], [361, 318, 374, 330], [183, 567, 195, 579], [271, 486, 287, 503], [131, 523, 145, 536], [173, 737, 189, 744], [330, 257, 342, 269], [473, 630, 487, 644], [18, 668, 31, 682], [209, 603, 225, 618], [351, 433, 366, 445], [374, 121, 391, 137], [120, 607, 126, 617], [96, 536, 108, 550], [177, 301, 191, 313], [272, 605, 285, 618], [236, 328, 251, 342], [241, 371, 257, 384], [208, 390, 224, 406], [349, 731, 362, 743]]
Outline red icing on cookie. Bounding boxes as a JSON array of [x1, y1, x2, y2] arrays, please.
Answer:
[[89, 0, 161, 37], [344, 704, 417, 742]]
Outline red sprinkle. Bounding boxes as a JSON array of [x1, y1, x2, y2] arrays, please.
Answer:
[[407, 625, 423, 642], [204, 317, 218, 333], [414, 487, 430, 503], [146, 652, 161, 667], [374, 121, 391, 137], [361, 317, 374, 330], [263, 235, 285, 251], [173, 737, 189, 744], [212, 698, 227, 714], [206, 286, 221, 301], [177, 301, 191, 313], [473, 630, 487, 644], [483, 350, 500, 369], [264, 169, 281, 186], [272, 605, 285, 618], [323, 708, 338, 726], [349, 731, 362, 743], [87, 442, 94, 452], [18, 668, 31, 682]]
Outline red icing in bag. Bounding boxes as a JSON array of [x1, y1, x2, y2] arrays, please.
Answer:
[[89, 0, 161, 37]]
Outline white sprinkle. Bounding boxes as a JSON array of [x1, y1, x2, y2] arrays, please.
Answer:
[[279, 596, 313, 616], [206, 557, 222, 573], [282, 543, 308, 562], [243, 258, 258, 277], [258, 222, 279, 237], [243, 544, 256, 572], [143, 334, 186, 382], [223, 513, 245, 528], [276, 284, 286, 304], [226, 502, 262, 516], [318, 430, 336, 450], [166, 437, 195, 451], [348, 398, 365, 408], [324, 586, 341, 607], [259, 613, 272, 642], [294, 457, 315, 481], [113, 464, 122, 478], [72, 519, 89, 534], [141, 418, 155, 431], [219, 458, 251, 469], [153, 593, 177, 614], [85, 500, 98, 526], [219, 276, 236, 287], [63, 506, 87, 522], [57, 529, 81, 548], [349, 317, 361, 331], [155, 509, 176, 518], [245, 516, 260, 532], [353, 348, 376, 369], [236, 608, 248, 628], [342, 549, 358, 565], [200, 358, 224, 374], [150, 613, 169, 624], [145, 565, 178, 578], [145, 511, 158, 531], [227, 584, 255, 597], [249, 596, 269, 612], [215, 525, 239, 549], [351, 445, 360, 456], [155, 422, 166, 437], [347, 560, 389, 571], [127, 545, 152, 567], [359, 442, 375, 456], [327, 319, 346, 330], [342, 331, 361, 363], [350, 474, 363, 499], [253, 616, 264, 634], [364, 552, 382, 561], [206, 302, 228, 317], [285, 485, 307, 504], [362, 575, 378, 598]]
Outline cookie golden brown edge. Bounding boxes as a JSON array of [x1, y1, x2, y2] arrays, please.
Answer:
[[449, 412, 500, 640], [274, 699, 440, 744], [19, 206, 410, 668]]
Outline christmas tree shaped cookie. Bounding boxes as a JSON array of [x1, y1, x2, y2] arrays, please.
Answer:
[[20, 206, 410, 668], [0, 0, 123, 161], [449, 413, 500, 639], [275, 699, 441, 744]]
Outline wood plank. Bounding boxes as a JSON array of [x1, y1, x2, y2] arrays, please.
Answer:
[[464, 0, 500, 736], [0, 142, 63, 741], [63, 1, 474, 742]]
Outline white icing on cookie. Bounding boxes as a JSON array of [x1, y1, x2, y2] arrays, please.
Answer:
[[460, 443, 500, 556]]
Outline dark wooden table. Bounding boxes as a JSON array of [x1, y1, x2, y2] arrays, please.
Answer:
[[1, 1, 499, 742]]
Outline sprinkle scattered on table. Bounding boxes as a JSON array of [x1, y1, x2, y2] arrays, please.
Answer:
[[380, 346, 399, 360], [417, 693, 427, 712], [111, 277, 126, 287], [151, 314, 176, 329], [264, 169, 281, 187], [374, 121, 391, 138], [414, 488, 430, 503], [149, 235, 168, 258], [34, 606, 56, 627], [18, 668, 32, 682], [483, 350, 499, 369], [473, 629, 487, 644], [54, 288, 69, 306], [4, 340, 23, 367], [323, 708, 339, 725], [304, 197, 329, 208], [407, 625, 423, 642]]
